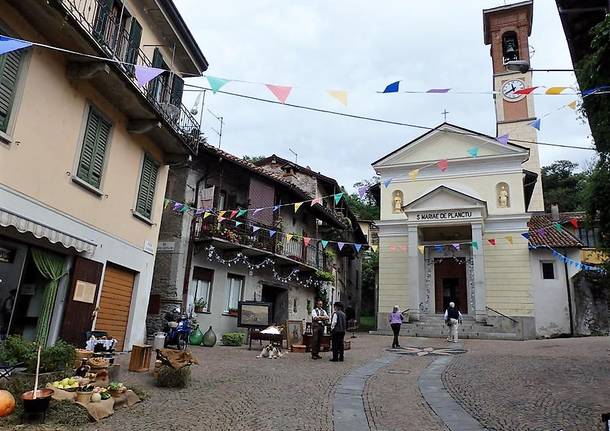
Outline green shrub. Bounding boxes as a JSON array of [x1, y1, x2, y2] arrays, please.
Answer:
[[0, 335, 35, 366], [221, 332, 245, 346], [0, 336, 76, 372], [156, 365, 191, 388]]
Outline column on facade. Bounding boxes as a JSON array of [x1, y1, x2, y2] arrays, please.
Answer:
[[471, 222, 487, 321], [407, 224, 420, 320]]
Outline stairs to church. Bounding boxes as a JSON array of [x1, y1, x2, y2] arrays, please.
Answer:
[[398, 315, 520, 340]]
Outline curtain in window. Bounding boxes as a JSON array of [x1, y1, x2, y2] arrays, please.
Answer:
[[31, 248, 66, 346], [226, 277, 242, 311]]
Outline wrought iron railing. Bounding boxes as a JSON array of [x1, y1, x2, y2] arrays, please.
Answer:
[[195, 219, 328, 271], [57, 0, 201, 153]]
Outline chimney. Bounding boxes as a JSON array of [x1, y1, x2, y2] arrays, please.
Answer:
[[551, 203, 560, 221]]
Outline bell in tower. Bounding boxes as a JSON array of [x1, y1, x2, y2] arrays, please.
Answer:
[[502, 32, 520, 63]]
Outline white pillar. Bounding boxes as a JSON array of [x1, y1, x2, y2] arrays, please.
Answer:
[[471, 222, 486, 321], [407, 225, 420, 320]]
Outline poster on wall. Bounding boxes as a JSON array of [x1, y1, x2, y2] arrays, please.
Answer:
[[237, 301, 272, 328], [73, 280, 97, 304]]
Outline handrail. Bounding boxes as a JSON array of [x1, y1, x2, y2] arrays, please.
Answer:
[[485, 306, 518, 324]]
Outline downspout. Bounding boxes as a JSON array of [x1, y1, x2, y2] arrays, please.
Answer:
[[563, 248, 575, 336]]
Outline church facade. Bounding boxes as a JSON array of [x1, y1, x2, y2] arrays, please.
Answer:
[[373, 1, 585, 339]]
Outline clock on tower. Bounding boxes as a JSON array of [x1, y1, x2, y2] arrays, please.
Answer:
[[483, 0, 544, 212]]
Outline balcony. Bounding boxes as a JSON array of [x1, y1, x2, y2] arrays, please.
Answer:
[[7, 0, 202, 155], [195, 220, 330, 272]]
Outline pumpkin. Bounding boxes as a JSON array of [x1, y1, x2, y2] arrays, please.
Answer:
[[90, 392, 102, 403], [0, 390, 15, 417]]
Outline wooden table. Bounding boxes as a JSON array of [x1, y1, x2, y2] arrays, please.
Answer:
[[248, 330, 284, 350]]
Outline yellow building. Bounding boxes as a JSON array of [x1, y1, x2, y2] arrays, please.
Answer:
[[0, 0, 207, 350]]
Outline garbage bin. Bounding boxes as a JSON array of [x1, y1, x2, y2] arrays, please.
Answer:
[[153, 332, 166, 350]]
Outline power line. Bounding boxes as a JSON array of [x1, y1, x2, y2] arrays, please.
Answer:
[[184, 84, 596, 151]]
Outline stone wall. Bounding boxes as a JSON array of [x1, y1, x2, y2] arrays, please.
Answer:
[[573, 272, 609, 336]]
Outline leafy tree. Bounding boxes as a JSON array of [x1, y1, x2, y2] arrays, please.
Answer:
[[361, 250, 378, 318], [242, 155, 266, 164], [343, 176, 380, 221], [541, 160, 588, 212]]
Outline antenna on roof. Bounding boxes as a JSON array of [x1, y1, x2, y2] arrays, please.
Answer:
[[208, 109, 224, 149], [288, 148, 298, 164]]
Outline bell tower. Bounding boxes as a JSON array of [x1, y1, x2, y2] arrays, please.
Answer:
[[484, 0, 544, 212]]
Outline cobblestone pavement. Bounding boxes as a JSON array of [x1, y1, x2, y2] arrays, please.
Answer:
[[443, 336, 610, 431]]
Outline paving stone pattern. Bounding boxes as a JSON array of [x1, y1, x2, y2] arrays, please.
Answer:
[[443, 337, 610, 431]]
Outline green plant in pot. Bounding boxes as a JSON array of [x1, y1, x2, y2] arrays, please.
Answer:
[[194, 298, 207, 313]]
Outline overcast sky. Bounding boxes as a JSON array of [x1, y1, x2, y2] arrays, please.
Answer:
[[175, 0, 594, 191]]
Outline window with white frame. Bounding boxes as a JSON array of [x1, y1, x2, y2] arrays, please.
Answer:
[[191, 267, 213, 312], [225, 275, 243, 312], [541, 261, 555, 280]]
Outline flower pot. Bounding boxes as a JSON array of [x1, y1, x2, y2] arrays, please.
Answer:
[[21, 389, 53, 414], [194, 307, 206, 313], [75, 390, 91, 404]]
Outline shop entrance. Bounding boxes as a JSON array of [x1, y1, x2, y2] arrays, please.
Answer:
[[261, 285, 288, 325], [434, 258, 468, 314]]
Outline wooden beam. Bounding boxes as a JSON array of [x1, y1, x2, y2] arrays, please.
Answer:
[[67, 62, 110, 80], [127, 120, 162, 134]]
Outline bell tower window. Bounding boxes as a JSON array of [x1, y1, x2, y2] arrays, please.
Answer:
[[502, 32, 519, 64]]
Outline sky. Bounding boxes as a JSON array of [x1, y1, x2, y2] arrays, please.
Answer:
[[175, 0, 594, 191]]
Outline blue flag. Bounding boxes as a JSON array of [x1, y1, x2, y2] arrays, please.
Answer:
[[382, 81, 400, 93], [0, 36, 32, 55]]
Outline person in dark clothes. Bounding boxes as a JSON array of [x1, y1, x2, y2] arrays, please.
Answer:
[[311, 299, 329, 359], [330, 301, 346, 362]]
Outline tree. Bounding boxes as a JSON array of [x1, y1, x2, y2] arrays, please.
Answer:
[[242, 155, 266, 164], [343, 177, 380, 221], [541, 160, 588, 212]]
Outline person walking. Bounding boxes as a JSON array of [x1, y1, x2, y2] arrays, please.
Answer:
[[388, 305, 405, 348], [444, 302, 463, 343], [330, 301, 346, 362], [310, 299, 329, 359]]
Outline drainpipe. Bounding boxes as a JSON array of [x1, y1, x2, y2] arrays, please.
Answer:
[[563, 248, 575, 336]]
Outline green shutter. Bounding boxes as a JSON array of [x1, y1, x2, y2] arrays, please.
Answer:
[[124, 19, 142, 74], [0, 50, 23, 132], [77, 108, 111, 188], [136, 154, 159, 218], [93, 0, 114, 41], [147, 48, 164, 98], [170, 74, 184, 107]]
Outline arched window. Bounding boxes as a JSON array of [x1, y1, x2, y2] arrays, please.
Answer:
[[392, 190, 404, 213], [496, 183, 510, 208], [502, 31, 519, 63]]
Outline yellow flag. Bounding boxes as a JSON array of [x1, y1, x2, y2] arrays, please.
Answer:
[[567, 100, 577, 110], [371, 245, 378, 253], [504, 235, 513, 245], [286, 234, 294, 242], [294, 202, 303, 212], [545, 86, 569, 95], [218, 211, 226, 217], [328, 90, 348, 107], [203, 211, 211, 219], [409, 169, 420, 181], [417, 245, 425, 254]]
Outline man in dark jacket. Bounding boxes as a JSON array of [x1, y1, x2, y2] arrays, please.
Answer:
[[330, 301, 346, 362]]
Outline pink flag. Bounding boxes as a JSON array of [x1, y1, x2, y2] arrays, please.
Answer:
[[303, 237, 311, 247], [311, 197, 323, 206], [266, 84, 292, 104], [437, 159, 448, 172], [514, 86, 538, 95], [135, 65, 165, 86]]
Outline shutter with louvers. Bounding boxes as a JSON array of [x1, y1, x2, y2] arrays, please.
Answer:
[[147, 48, 164, 99], [136, 154, 159, 218], [170, 74, 184, 107], [0, 50, 23, 132], [77, 108, 111, 188], [124, 19, 142, 75], [93, 0, 114, 41]]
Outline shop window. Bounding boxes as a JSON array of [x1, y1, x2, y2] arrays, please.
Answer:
[[225, 274, 243, 312], [541, 262, 555, 280]]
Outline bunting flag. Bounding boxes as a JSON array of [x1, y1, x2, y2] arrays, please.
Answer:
[[545, 86, 569, 95], [554, 223, 563, 231], [235, 221, 243, 227], [0, 36, 32, 55], [371, 245, 378, 253], [426, 88, 451, 93], [529, 118, 541, 130], [328, 90, 348, 106], [417, 245, 425, 255], [203, 211, 212, 219], [195, 208, 206, 216], [294, 202, 303, 212], [285, 234, 294, 242], [237, 209, 247, 218], [382, 81, 400, 93], [303, 237, 311, 247], [496, 134, 509, 145], [229, 210, 238, 219], [521, 233, 530, 240], [357, 186, 368, 199], [452, 243, 460, 250], [164, 199, 171, 209], [383, 178, 393, 188], [135, 65, 164, 86], [269, 230, 277, 237], [354, 244, 362, 253], [400, 245, 407, 252], [252, 208, 262, 216], [273, 205, 280, 212], [437, 159, 448, 172], [434, 245, 444, 252], [569, 218, 579, 228], [389, 245, 397, 252], [218, 216, 225, 222], [567, 100, 578, 110], [218, 210, 227, 217], [472, 241, 479, 250], [252, 226, 260, 233], [505, 235, 513, 245], [408, 169, 420, 181], [334, 192, 344, 205], [207, 76, 230, 94], [321, 240, 329, 249], [467, 147, 479, 158], [266, 84, 292, 103], [536, 228, 546, 236], [514, 86, 538, 95], [338, 242, 346, 251], [311, 197, 323, 206], [180, 206, 189, 213], [488, 239, 496, 246], [172, 202, 182, 211]]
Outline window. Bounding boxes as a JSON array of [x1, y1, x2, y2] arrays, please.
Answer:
[[225, 275, 243, 312], [191, 267, 213, 311], [76, 107, 112, 189], [148, 48, 169, 103], [541, 262, 555, 280], [0, 46, 24, 133], [135, 154, 159, 219]]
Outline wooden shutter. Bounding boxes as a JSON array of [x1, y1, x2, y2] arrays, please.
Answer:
[[77, 108, 111, 188], [0, 50, 22, 132], [170, 74, 184, 107], [147, 48, 164, 98], [124, 19, 142, 74], [136, 154, 159, 218], [93, 0, 114, 41]]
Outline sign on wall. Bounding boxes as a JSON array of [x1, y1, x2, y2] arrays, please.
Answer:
[[415, 210, 475, 221], [73, 280, 97, 304]]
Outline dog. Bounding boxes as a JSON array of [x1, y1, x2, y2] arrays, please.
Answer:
[[256, 344, 284, 359]]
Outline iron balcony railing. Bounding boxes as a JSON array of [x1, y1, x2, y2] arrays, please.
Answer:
[[195, 219, 330, 272], [58, 0, 201, 153]]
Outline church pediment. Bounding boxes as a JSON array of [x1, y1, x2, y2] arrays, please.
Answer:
[[403, 186, 488, 220], [372, 123, 529, 168]]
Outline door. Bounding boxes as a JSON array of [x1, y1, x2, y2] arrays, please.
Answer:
[[434, 258, 467, 314], [59, 257, 104, 347], [95, 264, 135, 351], [0, 239, 27, 339], [261, 285, 288, 325]]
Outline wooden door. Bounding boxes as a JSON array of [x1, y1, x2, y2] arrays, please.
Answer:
[[95, 264, 135, 351], [434, 258, 467, 314], [59, 257, 103, 347]]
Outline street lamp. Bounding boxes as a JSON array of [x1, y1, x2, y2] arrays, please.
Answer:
[[505, 60, 575, 73]]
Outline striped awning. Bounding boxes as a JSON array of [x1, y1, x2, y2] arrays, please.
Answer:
[[0, 208, 97, 254]]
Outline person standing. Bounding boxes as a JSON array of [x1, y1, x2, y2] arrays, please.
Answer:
[[388, 305, 404, 348], [311, 299, 329, 359], [444, 302, 463, 343], [330, 302, 346, 362]]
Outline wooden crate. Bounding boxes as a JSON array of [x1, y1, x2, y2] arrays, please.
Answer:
[[291, 344, 306, 353], [344, 340, 351, 350]]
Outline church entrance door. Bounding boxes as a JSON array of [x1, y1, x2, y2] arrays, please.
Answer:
[[434, 258, 467, 315]]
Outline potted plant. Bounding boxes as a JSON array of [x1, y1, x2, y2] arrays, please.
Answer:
[[194, 298, 207, 313]]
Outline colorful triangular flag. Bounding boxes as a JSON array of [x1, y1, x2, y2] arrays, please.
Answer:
[[311, 197, 323, 206], [294, 202, 303, 212], [569, 218, 579, 228], [206, 76, 230, 94], [554, 223, 563, 232], [382, 81, 400, 93], [452, 243, 460, 250], [252, 208, 263, 216], [529, 118, 541, 130], [272, 205, 280, 212], [218, 210, 226, 217], [321, 240, 329, 249], [266, 84, 292, 103], [472, 241, 479, 250], [468, 147, 479, 157], [514, 86, 538, 95], [0, 36, 32, 55], [371, 245, 378, 253], [545, 86, 569, 95], [235, 221, 243, 227], [229, 210, 238, 219], [383, 178, 393, 188], [135, 65, 165, 86], [218, 216, 225, 222], [521, 233, 530, 240], [567, 100, 578, 110], [237, 209, 247, 218], [354, 244, 362, 253], [505, 235, 513, 245], [334, 193, 343, 205], [252, 226, 260, 233], [303, 237, 311, 247], [400, 245, 407, 252], [417, 245, 425, 255], [488, 239, 496, 246], [408, 169, 420, 181], [357, 186, 368, 199], [328, 90, 348, 106], [285, 234, 294, 242], [536, 228, 546, 237], [269, 230, 277, 237], [203, 211, 211, 219], [180, 206, 190, 213], [437, 159, 448, 172], [389, 245, 396, 252], [172, 202, 182, 211], [338, 242, 346, 251], [434, 245, 444, 252], [496, 134, 509, 145], [164, 199, 171, 209]]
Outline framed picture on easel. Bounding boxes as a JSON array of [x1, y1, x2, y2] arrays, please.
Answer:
[[286, 320, 303, 347]]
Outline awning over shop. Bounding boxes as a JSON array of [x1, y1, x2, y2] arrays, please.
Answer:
[[0, 207, 97, 254]]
